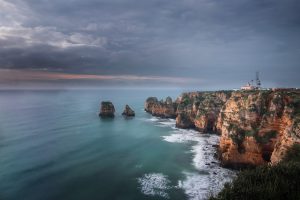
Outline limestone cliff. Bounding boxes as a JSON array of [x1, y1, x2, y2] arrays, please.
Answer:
[[145, 89, 300, 167], [144, 96, 177, 118]]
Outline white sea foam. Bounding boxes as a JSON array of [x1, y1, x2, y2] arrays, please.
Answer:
[[162, 130, 201, 144], [163, 129, 236, 199], [178, 172, 210, 200], [146, 116, 236, 199], [149, 117, 159, 122], [159, 121, 176, 126], [145, 117, 177, 128], [137, 173, 171, 198]]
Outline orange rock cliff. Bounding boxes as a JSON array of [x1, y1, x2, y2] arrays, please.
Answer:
[[145, 90, 300, 168]]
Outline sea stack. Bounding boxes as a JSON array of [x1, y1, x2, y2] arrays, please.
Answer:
[[122, 105, 135, 117], [99, 101, 115, 118]]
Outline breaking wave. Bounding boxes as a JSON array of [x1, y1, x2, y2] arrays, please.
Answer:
[[146, 117, 236, 200], [137, 173, 171, 198]]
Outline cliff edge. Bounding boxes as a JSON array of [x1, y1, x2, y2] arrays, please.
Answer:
[[145, 89, 300, 167]]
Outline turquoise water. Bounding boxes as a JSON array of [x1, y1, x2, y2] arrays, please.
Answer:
[[0, 89, 234, 200]]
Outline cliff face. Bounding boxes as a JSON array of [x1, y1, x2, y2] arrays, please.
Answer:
[[145, 90, 300, 167], [217, 90, 300, 167], [175, 91, 231, 131]]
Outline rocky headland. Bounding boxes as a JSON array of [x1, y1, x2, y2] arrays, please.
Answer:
[[99, 101, 115, 118], [145, 89, 300, 168], [144, 96, 177, 118]]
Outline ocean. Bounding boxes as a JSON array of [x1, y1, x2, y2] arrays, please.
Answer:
[[0, 89, 235, 200]]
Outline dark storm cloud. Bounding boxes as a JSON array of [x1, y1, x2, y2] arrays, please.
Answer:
[[0, 0, 300, 88]]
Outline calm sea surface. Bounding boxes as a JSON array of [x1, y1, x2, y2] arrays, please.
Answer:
[[0, 89, 234, 200]]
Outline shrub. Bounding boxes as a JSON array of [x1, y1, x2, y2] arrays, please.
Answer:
[[221, 112, 225, 120], [254, 130, 278, 144], [209, 143, 300, 200], [292, 98, 300, 116], [228, 124, 238, 132], [244, 130, 255, 137], [272, 96, 282, 105], [230, 129, 246, 153], [183, 97, 191, 106], [248, 104, 257, 112], [260, 106, 268, 115], [209, 162, 300, 200], [282, 143, 300, 163]]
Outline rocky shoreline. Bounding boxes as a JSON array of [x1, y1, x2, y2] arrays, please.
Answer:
[[145, 89, 300, 168]]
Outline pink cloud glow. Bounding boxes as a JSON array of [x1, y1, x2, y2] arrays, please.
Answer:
[[0, 69, 199, 84]]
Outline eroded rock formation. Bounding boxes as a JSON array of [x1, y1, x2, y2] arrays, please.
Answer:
[[122, 105, 135, 117], [218, 90, 300, 167], [99, 101, 115, 118], [144, 96, 177, 118], [145, 89, 300, 167]]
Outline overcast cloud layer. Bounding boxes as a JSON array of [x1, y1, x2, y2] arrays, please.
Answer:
[[0, 0, 300, 89]]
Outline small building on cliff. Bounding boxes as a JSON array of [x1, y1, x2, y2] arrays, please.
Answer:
[[241, 82, 256, 90], [241, 72, 262, 90]]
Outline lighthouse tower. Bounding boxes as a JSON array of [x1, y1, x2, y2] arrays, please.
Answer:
[[256, 71, 261, 89]]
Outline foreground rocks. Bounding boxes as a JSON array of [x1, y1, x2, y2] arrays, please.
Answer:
[[122, 105, 135, 117], [99, 101, 115, 118], [145, 89, 300, 168]]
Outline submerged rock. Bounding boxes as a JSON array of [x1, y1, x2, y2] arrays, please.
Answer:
[[122, 105, 135, 117], [99, 101, 115, 118]]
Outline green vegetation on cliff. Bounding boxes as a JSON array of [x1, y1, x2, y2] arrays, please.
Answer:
[[254, 130, 278, 144], [209, 143, 300, 200], [282, 143, 300, 163], [229, 125, 278, 148]]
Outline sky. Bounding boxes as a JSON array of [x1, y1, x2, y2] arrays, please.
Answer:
[[0, 0, 299, 89]]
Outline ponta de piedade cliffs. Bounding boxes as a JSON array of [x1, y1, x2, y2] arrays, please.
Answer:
[[145, 89, 300, 168], [99, 101, 135, 118]]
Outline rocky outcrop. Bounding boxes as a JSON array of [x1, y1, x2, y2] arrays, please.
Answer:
[[176, 113, 195, 129], [144, 96, 177, 118], [99, 101, 115, 118], [145, 89, 300, 167], [218, 90, 300, 167], [122, 105, 135, 117]]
